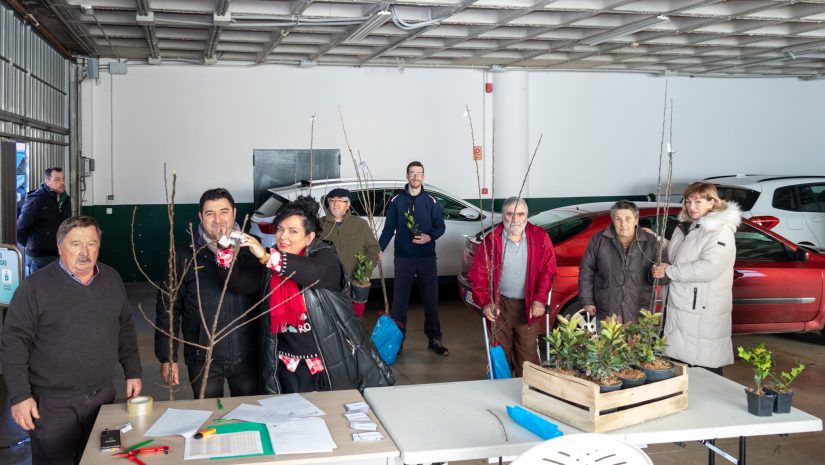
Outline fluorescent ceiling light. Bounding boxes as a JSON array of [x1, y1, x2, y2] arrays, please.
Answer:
[[583, 15, 669, 46], [346, 10, 392, 42]]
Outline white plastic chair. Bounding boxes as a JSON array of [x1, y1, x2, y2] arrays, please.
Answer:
[[511, 433, 652, 465]]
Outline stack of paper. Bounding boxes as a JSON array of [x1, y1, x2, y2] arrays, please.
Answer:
[[266, 417, 338, 454]]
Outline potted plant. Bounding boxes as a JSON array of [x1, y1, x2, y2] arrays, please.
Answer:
[[766, 361, 807, 414], [737, 343, 777, 417], [544, 315, 586, 376], [616, 328, 647, 388], [350, 252, 373, 303], [403, 210, 421, 239], [583, 316, 626, 393], [632, 310, 674, 383]]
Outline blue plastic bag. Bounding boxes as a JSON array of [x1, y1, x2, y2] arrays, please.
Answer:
[[506, 405, 563, 440], [370, 315, 404, 365], [489, 344, 512, 379]]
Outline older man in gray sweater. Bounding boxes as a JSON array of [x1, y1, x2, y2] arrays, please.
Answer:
[[2, 216, 142, 465]]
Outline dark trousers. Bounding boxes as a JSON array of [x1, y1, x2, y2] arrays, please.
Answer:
[[492, 296, 541, 377], [30, 383, 115, 465], [187, 357, 259, 398], [391, 256, 441, 340]]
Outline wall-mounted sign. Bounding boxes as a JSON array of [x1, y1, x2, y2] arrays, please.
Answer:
[[0, 246, 22, 307]]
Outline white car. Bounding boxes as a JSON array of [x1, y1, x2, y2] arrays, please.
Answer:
[[250, 179, 500, 279], [707, 175, 825, 247]]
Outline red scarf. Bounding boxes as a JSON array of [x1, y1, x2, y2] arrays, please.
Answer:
[[268, 251, 308, 333]]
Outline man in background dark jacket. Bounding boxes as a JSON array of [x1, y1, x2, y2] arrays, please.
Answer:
[[379, 161, 448, 355], [155, 188, 260, 398], [17, 167, 71, 276]]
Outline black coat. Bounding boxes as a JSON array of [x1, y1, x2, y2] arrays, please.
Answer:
[[154, 238, 260, 366], [16, 184, 71, 257], [258, 240, 395, 393]]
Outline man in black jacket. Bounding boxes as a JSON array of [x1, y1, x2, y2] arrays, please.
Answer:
[[17, 167, 71, 276], [155, 188, 260, 398]]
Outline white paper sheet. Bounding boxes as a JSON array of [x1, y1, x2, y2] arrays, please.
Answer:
[[144, 408, 212, 437], [257, 393, 325, 418], [266, 417, 337, 455], [184, 431, 263, 460], [222, 403, 293, 425]]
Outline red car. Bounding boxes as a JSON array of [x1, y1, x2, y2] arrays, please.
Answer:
[[457, 202, 825, 335]]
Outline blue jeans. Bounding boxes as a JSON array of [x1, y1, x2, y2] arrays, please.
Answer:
[[25, 255, 57, 277]]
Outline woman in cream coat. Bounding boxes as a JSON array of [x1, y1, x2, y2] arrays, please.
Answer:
[[652, 182, 740, 373]]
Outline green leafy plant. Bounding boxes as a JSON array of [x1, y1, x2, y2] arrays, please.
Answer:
[[351, 252, 374, 286], [403, 210, 420, 235], [737, 343, 775, 396], [769, 362, 807, 392], [631, 310, 670, 369], [583, 316, 627, 385], [545, 315, 587, 373]]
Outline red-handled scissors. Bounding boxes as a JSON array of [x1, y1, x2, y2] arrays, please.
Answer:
[[113, 446, 170, 465]]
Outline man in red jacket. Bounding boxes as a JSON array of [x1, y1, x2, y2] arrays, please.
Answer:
[[468, 196, 557, 376]]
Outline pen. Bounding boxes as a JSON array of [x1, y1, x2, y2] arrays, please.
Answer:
[[194, 428, 217, 440], [216, 398, 222, 410]]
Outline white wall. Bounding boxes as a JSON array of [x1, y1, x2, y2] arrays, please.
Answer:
[[80, 64, 825, 206], [528, 73, 825, 197]]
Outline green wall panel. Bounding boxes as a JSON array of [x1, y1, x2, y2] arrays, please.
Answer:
[[87, 195, 644, 282], [83, 203, 254, 283]]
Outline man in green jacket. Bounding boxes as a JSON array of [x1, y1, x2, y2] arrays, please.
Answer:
[[320, 188, 380, 317]]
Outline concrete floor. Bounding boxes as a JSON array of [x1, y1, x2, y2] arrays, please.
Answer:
[[1, 282, 824, 465]]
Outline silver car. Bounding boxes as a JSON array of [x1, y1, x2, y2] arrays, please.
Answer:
[[250, 179, 499, 279]]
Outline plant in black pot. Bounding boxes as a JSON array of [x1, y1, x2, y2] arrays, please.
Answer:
[[583, 316, 626, 393], [403, 210, 421, 240], [350, 252, 373, 304], [737, 343, 777, 417], [616, 323, 647, 388], [544, 315, 587, 376], [765, 362, 807, 414], [633, 310, 674, 383]]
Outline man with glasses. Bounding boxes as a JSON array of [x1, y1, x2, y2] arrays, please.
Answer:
[[320, 188, 381, 317], [379, 162, 448, 355]]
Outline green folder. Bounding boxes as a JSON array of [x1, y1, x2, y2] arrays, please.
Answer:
[[206, 422, 274, 460]]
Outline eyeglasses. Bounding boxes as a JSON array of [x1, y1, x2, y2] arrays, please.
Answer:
[[408, 172, 425, 178], [328, 198, 350, 204]]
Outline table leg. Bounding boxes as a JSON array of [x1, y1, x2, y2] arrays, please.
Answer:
[[708, 439, 716, 465], [738, 437, 746, 465]]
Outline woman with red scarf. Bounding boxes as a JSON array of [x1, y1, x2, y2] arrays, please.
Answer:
[[241, 196, 394, 393]]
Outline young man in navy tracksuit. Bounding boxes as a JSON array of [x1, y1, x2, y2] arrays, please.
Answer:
[[379, 161, 448, 355]]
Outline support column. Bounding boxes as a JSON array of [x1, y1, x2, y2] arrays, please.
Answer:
[[491, 70, 529, 203]]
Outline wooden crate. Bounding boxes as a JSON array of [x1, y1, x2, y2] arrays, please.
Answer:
[[522, 362, 688, 432]]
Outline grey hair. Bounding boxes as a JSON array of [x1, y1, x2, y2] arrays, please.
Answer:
[[56, 216, 102, 245], [609, 200, 639, 219], [501, 196, 528, 214]]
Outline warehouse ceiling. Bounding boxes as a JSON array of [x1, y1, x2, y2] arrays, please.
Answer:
[[21, 0, 825, 78]]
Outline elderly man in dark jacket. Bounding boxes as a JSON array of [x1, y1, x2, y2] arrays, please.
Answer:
[[319, 188, 380, 317], [155, 188, 260, 398], [579, 200, 659, 324], [17, 167, 71, 275]]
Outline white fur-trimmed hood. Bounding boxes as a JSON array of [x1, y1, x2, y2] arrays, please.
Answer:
[[679, 202, 742, 232]]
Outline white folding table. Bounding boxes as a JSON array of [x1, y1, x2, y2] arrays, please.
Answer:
[[363, 368, 822, 465]]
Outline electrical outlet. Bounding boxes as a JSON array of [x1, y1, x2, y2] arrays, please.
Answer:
[[107, 195, 115, 201], [106, 208, 113, 214]]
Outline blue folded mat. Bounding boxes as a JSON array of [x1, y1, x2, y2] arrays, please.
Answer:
[[506, 405, 564, 440]]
